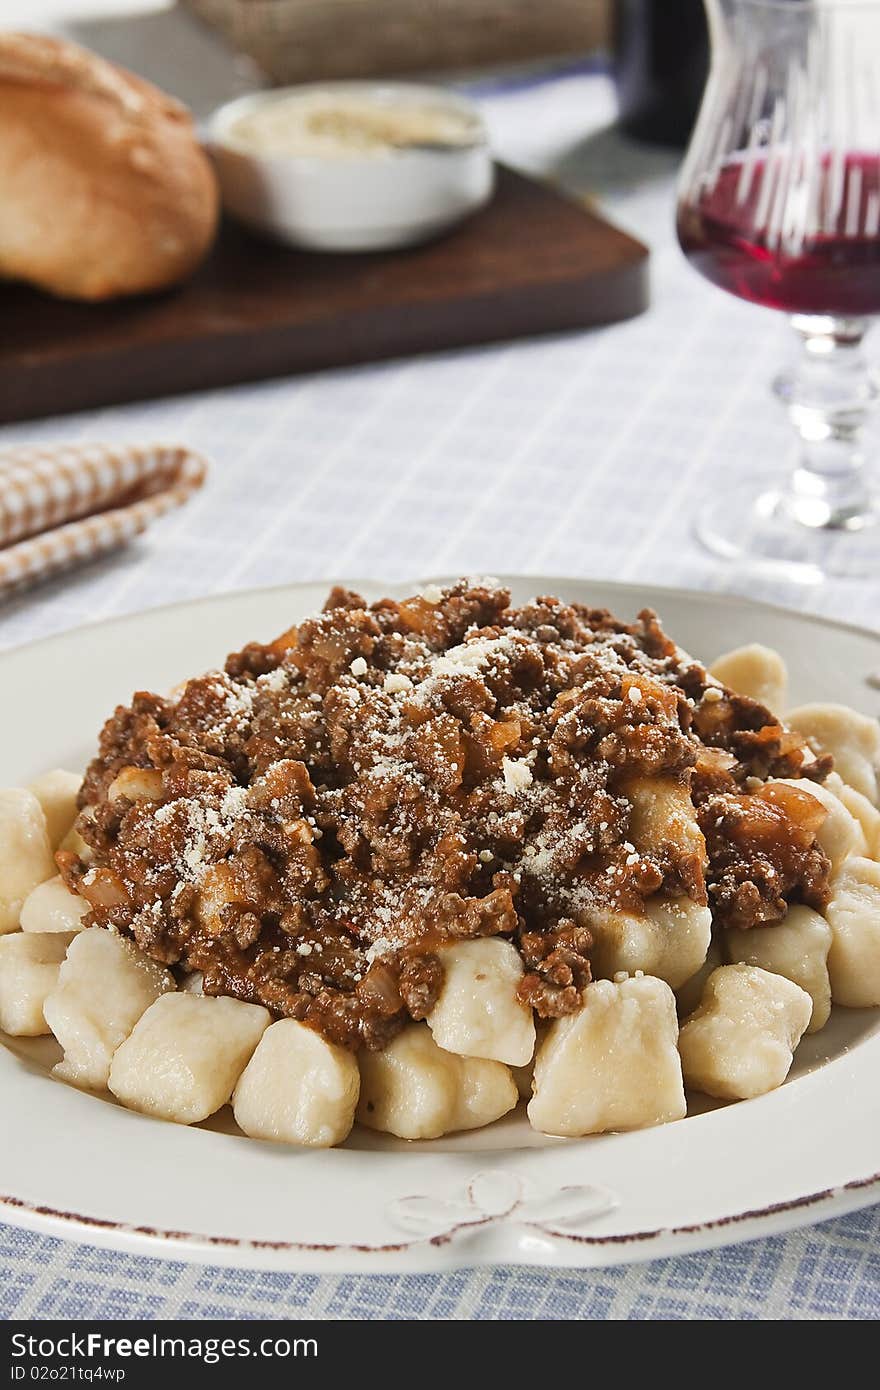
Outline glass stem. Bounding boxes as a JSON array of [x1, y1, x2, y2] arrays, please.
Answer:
[[773, 315, 879, 530]]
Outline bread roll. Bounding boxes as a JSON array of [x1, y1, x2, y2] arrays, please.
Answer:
[[0, 32, 219, 300]]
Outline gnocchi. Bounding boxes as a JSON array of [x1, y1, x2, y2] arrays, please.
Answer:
[[725, 906, 832, 1032], [109, 993, 270, 1124], [0, 931, 76, 1036], [44, 926, 174, 1089], [426, 938, 535, 1066], [626, 776, 706, 874], [27, 770, 81, 850], [678, 964, 812, 1100], [824, 856, 880, 1008], [233, 1019, 360, 1147], [786, 703, 880, 804], [357, 1023, 517, 1140], [0, 788, 55, 933], [59, 811, 94, 864], [590, 895, 712, 991], [528, 975, 685, 1137], [710, 643, 787, 713], [107, 766, 164, 804], [828, 774, 880, 859], [20, 876, 89, 935]]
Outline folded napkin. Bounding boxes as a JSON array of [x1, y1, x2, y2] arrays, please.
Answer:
[[0, 443, 207, 598]]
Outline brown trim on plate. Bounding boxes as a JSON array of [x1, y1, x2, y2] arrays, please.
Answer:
[[2, 1172, 879, 1256]]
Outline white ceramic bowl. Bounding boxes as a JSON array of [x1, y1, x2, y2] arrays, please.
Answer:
[[207, 82, 495, 252]]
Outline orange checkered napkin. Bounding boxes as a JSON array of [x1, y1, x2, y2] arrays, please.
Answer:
[[0, 443, 208, 598]]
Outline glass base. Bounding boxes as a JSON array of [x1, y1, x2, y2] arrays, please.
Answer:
[[696, 478, 880, 581]]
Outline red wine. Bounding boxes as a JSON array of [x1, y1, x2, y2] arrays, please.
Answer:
[[678, 152, 880, 315]]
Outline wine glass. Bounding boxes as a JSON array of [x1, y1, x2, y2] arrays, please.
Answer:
[[677, 0, 880, 578]]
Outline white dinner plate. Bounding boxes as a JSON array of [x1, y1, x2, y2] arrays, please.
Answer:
[[2, 575, 879, 1272]]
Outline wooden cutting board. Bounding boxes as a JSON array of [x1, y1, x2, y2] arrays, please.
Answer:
[[0, 166, 648, 426]]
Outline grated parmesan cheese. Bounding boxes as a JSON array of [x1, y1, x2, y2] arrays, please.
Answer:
[[502, 756, 533, 793]]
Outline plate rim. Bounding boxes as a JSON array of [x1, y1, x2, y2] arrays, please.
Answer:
[[4, 569, 880, 665], [2, 572, 879, 1272], [1, 1165, 879, 1273]]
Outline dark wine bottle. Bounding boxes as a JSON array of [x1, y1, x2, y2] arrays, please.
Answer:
[[612, 0, 709, 148]]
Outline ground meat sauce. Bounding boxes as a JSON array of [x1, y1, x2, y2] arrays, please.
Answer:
[[57, 581, 833, 1050], [698, 782, 830, 930]]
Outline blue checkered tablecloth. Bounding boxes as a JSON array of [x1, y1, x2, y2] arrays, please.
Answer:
[[4, 1210, 880, 1319], [2, 10, 880, 1320]]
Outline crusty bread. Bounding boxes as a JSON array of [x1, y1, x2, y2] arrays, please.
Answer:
[[0, 33, 219, 300]]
